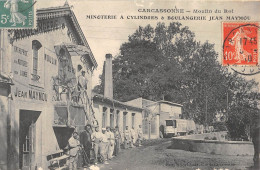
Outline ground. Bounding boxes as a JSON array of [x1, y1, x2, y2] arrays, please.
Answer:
[[95, 139, 254, 170]]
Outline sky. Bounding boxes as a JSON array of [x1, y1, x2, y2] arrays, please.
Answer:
[[38, 0, 260, 90]]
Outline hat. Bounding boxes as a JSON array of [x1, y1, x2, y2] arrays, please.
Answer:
[[102, 128, 106, 131]]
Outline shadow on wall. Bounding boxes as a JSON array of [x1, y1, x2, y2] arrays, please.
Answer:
[[0, 97, 19, 170], [53, 127, 74, 150]]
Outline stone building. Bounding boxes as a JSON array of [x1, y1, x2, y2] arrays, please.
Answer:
[[126, 98, 183, 139], [0, 72, 14, 170], [92, 54, 144, 142], [0, 3, 97, 170]]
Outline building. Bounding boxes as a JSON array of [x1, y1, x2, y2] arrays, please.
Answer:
[[0, 72, 14, 170], [92, 93, 143, 139], [92, 54, 143, 142], [126, 98, 183, 139], [0, 2, 97, 170]]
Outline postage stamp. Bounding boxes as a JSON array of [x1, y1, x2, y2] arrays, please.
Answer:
[[222, 22, 259, 66], [0, 0, 36, 28]]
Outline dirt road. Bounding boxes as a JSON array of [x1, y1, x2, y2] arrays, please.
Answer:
[[97, 139, 254, 170]]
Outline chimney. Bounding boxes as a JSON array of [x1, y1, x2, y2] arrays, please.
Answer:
[[104, 54, 113, 99]]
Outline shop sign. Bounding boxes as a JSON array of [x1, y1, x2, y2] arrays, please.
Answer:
[[14, 87, 47, 102]]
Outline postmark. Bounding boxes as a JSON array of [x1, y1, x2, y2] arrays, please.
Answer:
[[222, 22, 260, 75], [0, 0, 36, 29]]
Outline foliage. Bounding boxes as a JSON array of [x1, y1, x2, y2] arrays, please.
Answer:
[[212, 122, 227, 132], [225, 76, 259, 140], [93, 22, 260, 139]]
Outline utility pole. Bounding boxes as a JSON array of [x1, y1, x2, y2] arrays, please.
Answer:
[[205, 80, 208, 128], [226, 88, 229, 120]]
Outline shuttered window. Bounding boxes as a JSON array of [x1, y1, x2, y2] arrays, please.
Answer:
[[32, 40, 42, 76]]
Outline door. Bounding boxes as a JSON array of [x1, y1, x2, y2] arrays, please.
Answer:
[[22, 121, 36, 170], [110, 113, 114, 128], [29, 122, 36, 170], [19, 110, 40, 170]]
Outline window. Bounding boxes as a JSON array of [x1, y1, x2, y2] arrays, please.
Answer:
[[32, 40, 42, 80], [166, 120, 173, 126], [132, 113, 135, 128], [102, 107, 107, 128], [123, 112, 127, 131], [116, 110, 120, 127], [165, 120, 176, 128], [110, 109, 114, 128], [143, 119, 149, 134]]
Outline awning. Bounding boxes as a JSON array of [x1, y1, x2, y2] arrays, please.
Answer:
[[0, 73, 14, 85]]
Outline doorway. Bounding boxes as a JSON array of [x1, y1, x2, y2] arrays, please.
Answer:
[[19, 110, 40, 170], [110, 109, 114, 128]]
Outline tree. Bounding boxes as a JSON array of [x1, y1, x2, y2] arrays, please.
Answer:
[[94, 22, 259, 140], [226, 75, 259, 140]]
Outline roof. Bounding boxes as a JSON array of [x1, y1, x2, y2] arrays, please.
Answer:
[[92, 93, 143, 112], [57, 43, 91, 57], [127, 97, 183, 108], [9, 3, 97, 68], [37, 4, 97, 68], [157, 100, 183, 107]]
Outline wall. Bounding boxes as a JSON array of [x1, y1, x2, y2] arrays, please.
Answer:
[[0, 92, 8, 170], [125, 98, 143, 108], [170, 136, 254, 156], [5, 16, 93, 170], [160, 103, 181, 119], [92, 100, 143, 141], [181, 131, 227, 141]]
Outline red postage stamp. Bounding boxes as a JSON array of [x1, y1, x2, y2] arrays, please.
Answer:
[[222, 22, 259, 66]]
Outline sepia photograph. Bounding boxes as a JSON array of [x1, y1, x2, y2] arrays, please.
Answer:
[[0, 0, 259, 170]]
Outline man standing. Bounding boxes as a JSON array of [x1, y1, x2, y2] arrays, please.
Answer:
[[91, 126, 103, 164], [68, 132, 81, 170], [124, 126, 130, 149], [107, 127, 115, 160], [80, 124, 92, 167], [101, 128, 109, 164], [137, 125, 143, 146], [78, 70, 88, 104], [114, 126, 121, 156], [130, 127, 136, 148], [78, 71, 88, 90]]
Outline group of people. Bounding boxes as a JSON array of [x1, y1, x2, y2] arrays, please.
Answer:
[[67, 124, 143, 169]]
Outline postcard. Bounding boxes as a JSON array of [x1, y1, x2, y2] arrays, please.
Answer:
[[0, 0, 259, 170]]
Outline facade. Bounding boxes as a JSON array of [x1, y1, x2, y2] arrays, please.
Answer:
[[0, 3, 97, 170], [92, 54, 143, 142], [126, 98, 183, 139], [92, 93, 143, 143], [0, 72, 14, 170]]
